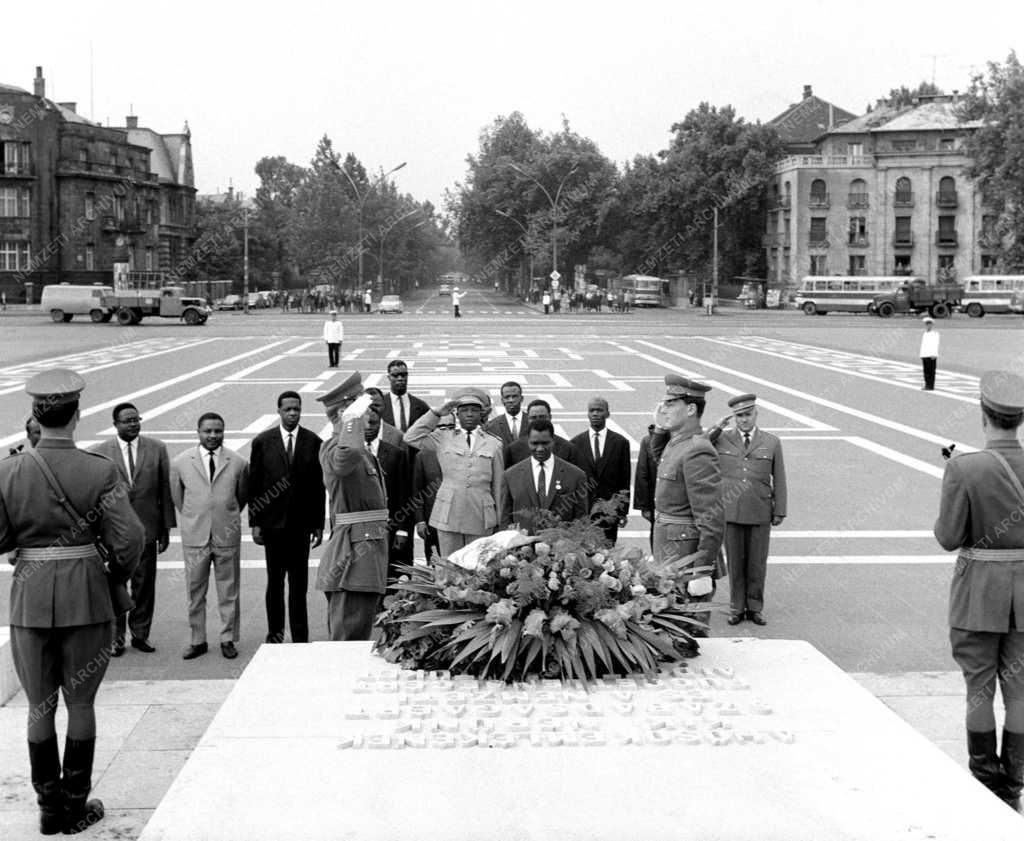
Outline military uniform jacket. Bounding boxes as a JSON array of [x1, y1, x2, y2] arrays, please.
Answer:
[[0, 439, 145, 628], [935, 440, 1024, 632], [405, 413, 504, 534], [316, 414, 389, 594], [651, 428, 725, 575], [715, 428, 787, 524]]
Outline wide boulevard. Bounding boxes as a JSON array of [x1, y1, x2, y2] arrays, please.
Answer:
[[2, 288, 1022, 681]]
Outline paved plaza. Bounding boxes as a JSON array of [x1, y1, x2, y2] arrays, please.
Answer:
[[1, 288, 1023, 836]]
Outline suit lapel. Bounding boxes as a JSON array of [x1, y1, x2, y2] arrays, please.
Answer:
[[131, 436, 146, 483], [192, 450, 209, 484], [108, 439, 131, 484], [524, 461, 541, 508]]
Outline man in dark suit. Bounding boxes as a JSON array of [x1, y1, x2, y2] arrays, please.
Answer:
[[501, 420, 589, 534], [503, 399, 581, 469], [633, 424, 658, 550], [571, 397, 632, 545], [484, 381, 529, 445], [363, 409, 412, 578], [248, 391, 325, 644], [379, 359, 430, 434], [91, 402, 175, 655]]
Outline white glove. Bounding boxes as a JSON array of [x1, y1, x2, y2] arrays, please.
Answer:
[[686, 576, 713, 597], [342, 393, 372, 422]]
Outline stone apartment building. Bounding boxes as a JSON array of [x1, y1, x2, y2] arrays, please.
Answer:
[[765, 88, 994, 288], [0, 67, 196, 302]]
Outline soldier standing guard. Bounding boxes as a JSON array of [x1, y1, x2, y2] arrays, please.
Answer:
[[0, 370, 144, 835], [649, 375, 725, 637], [315, 372, 391, 641], [935, 370, 1024, 812]]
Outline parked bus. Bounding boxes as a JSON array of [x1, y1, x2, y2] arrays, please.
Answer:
[[959, 276, 1024, 317], [615, 274, 665, 307], [795, 276, 912, 315]]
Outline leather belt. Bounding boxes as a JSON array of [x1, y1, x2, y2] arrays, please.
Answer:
[[959, 547, 1024, 563], [16, 545, 101, 561], [655, 513, 696, 526], [333, 509, 388, 527]]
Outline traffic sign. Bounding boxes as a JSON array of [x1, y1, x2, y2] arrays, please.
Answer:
[[549, 271, 561, 282]]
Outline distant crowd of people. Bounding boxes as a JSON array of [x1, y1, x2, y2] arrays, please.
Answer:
[[528, 285, 634, 314]]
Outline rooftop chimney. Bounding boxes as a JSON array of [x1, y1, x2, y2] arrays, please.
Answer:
[[126, 115, 138, 129], [58, 102, 77, 113], [803, 84, 813, 100], [33, 66, 45, 98]]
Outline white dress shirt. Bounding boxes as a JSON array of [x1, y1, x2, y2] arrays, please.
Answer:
[[506, 413, 521, 439], [323, 320, 344, 342], [389, 393, 410, 428], [919, 330, 940, 358], [280, 424, 300, 452], [117, 437, 137, 482]]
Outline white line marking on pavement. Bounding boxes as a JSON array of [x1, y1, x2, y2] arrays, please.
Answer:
[[344, 349, 365, 360], [386, 349, 401, 359], [299, 381, 325, 393], [242, 415, 278, 433], [632, 340, 976, 452], [284, 341, 316, 354], [224, 354, 289, 380], [609, 380, 634, 391], [843, 435, 945, 478], [606, 419, 640, 453], [96, 382, 225, 434]]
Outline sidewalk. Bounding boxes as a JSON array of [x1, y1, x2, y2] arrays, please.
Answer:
[[0, 667, 983, 840]]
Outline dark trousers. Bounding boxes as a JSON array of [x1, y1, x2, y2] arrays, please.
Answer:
[[652, 528, 715, 637], [724, 521, 771, 615], [454, 305, 461, 318], [264, 531, 312, 642], [922, 356, 937, 390], [388, 526, 414, 580], [11, 622, 112, 741], [326, 590, 381, 641], [326, 342, 341, 367], [114, 540, 157, 644]]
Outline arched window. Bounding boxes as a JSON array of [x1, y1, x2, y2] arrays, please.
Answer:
[[783, 181, 792, 208], [894, 177, 913, 206], [937, 176, 957, 208], [848, 178, 868, 209], [809, 179, 829, 208]]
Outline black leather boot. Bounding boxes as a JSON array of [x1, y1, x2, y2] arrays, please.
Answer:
[[967, 729, 1008, 797], [1000, 729, 1024, 812], [28, 736, 63, 835], [61, 737, 104, 834]]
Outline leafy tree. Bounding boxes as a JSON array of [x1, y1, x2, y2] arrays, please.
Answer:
[[253, 155, 306, 288], [960, 52, 1024, 270], [191, 194, 245, 284], [884, 81, 944, 108]]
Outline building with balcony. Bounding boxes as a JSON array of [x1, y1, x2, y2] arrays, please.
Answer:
[[764, 92, 999, 288], [0, 67, 196, 302]]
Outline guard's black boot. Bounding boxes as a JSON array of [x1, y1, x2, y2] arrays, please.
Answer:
[[1000, 729, 1024, 812], [28, 736, 64, 835], [61, 738, 104, 834], [967, 729, 1008, 798]]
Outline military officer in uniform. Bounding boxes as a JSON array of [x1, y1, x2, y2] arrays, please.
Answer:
[[935, 370, 1024, 811], [710, 393, 787, 626], [314, 372, 390, 641], [0, 370, 144, 835], [649, 375, 725, 638]]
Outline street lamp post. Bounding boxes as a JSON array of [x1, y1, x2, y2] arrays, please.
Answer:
[[377, 210, 425, 292], [504, 162, 578, 285], [242, 206, 249, 314], [494, 208, 534, 293], [335, 160, 407, 290]]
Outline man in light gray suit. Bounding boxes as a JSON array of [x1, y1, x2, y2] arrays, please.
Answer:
[[170, 412, 249, 660], [91, 402, 175, 655]]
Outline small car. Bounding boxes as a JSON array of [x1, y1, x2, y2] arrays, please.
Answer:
[[439, 282, 451, 295], [216, 294, 243, 310], [378, 294, 403, 314]]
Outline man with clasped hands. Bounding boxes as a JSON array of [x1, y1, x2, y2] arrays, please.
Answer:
[[648, 374, 725, 637]]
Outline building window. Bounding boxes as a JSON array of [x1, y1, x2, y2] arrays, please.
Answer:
[[145, 247, 154, 271], [0, 187, 30, 217], [937, 215, 957, 246], [848, 216, 867, 245], [1, 142, 31, 175], [894, 216, 913, 246], [937, 176, 957, 208], [0, 241, 30, 271], [114, 194, 125, 221], [84, 192, 96, 221], [939, 138, 955, 151], [809, 179, 829, 208], [847, 143, 864, 157], [894, 177, 913, 206], [85, 245, 95, 271], [894, 254, 912, 275], [892, 139, 916, 152], [809, 217, 828, 247], [981, 254, 1000, 274], [809, 255, 828, 276], [848, 255, 866, 275], [848, 178, 868, 209]]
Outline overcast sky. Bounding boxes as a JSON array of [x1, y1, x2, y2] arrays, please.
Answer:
[[3, 0, 1019, 213]]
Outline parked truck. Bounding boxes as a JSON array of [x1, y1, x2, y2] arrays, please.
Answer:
[[870, 280, 963, 319], [104, 284, 210, 325]]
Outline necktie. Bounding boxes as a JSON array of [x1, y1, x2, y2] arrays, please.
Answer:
[[510, 416, 517, 438], [208, 451, 216, 481], [127, 441, 135, 485], [593, 432, 601, 463], [286, 433, 294, 466], [399, 397, 407, 432], [466, 431, 472, 450], [743, 432, 751, 448], [537, 462, 546, 502]]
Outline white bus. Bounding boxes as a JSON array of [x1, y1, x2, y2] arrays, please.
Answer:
[[794, 276, 912, 315], [960, 276, 1024, 317]]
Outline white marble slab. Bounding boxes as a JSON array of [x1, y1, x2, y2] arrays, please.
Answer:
[[138, 639, 1023, 841]]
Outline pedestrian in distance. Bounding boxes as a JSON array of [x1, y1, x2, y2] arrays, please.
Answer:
[[920, 315, 939, 391], [170, 413, 249, 660], [452, 286, 464, 318], [323, 309, 344, 368], [1, 369, 144, 835], [707, 394, 787, 626], [314, 373, 390, 641], [91, 403, 175, 655], [542, 290, 551, 314], [935, 371, 1024, 811], [248, 392, 324, 644], [363, 288, 373, 314]]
